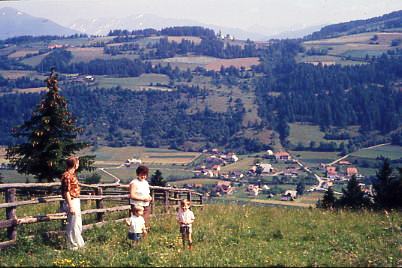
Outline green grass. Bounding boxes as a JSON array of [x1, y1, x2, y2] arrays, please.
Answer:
[[290, 150, 340, 166], [288, 123, 326, 145], [94, 74, 170, 91], [1, 204, 401, 267], [350, 145, 402, 160]]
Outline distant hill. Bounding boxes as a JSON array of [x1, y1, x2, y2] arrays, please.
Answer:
[[69, 13, 268, 41], [0, 7, 79, 39], [306, 10, 402, 40]]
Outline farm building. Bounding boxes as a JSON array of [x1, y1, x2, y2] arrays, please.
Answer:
[[214, 181, 233, 195], [281, 190, 297, 201], [257, 163, 274, 173], [247, 184, 260, 196], [274, 151, 291, 161], [346, 167, 359, 177], [326, 166, 337, 177]]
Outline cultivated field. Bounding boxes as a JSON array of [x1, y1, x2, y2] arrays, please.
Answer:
[[301, 31, 402, 65], [205, 57, 260, 71]]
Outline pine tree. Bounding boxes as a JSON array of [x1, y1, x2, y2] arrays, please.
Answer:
[[318, 186, 337, 209], [6, 69, 95, 182], [338, 175, 370, 209], [296, 181, 305, 196], [150, 169, 167, 187], [373, 159, 402, 209]]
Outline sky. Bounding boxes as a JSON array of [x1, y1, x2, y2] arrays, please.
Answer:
[[1, 0, 402, 35]]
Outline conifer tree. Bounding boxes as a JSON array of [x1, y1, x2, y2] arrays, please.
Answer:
[[296, 181, 305, 196], [338, 175, 370, 209], [6, 69, 95, 182], [150, 169, 167, 187], [373, 159, 402, 209], [318, 186, 336, 209]]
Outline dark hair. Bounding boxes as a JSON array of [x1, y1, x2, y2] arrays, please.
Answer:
[[136, 165, 149, 176], [66, 156, 78, 169]]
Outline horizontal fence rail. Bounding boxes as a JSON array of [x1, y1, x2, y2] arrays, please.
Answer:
[[0, 182, 203, 249]]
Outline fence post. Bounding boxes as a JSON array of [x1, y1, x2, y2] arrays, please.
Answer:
[[5, 188, 17, 241], [96, 187, 104, 222], [174, 192, 179, 207], [164, 190, 169, 213], [200, 194, 204, 210], [151, 189, 155, 215], [187, 191, 192, 203]]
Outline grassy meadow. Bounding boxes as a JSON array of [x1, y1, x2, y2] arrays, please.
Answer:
[[349, 145, 402, 161], [0, 204, 401, 267]]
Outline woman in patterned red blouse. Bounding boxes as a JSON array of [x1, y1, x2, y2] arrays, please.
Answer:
[[61, 156, 85, 250]]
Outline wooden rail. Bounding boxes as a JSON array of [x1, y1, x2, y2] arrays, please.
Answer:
[[0, 182, 203, 249]]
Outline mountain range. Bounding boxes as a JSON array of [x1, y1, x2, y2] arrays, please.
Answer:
[[0, 7, 79, 39], [0, 7, 323, 41]]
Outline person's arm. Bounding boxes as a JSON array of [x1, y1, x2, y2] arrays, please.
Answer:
[[125, 218, 131, 226], [177, 212, 184, 225], [128, 182, 150, 202], [65, 191, 75, 215], [188, 212, 195, 224]]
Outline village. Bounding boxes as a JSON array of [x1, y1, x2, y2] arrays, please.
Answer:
[[176, 148, 369, 203]]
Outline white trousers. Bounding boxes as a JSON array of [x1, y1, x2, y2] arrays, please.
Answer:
[[65, 198, 85, 249]]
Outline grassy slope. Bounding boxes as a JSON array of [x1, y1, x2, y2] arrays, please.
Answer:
[[0, 204, 400, 267]]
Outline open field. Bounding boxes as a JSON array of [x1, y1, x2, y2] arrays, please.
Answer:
[[349, 145, 402, 160], [7, 49, 39, 59], [301, 32, 402, 65], [290, 150, 340, 166], [1, 204, 400, 266], [305, 32, 402, 46], [94, 74, 170, 90], [67, 47, 105, 63], [170, 178, 224, 186], [288, 123, 327, 145], [205, 57, 260, 71], [152, 56, 260, 71], [288, 122, 350, 146], [83, 146, 200, 165], [20, 52, 51, 67], [11, 87, 48, 94], [167, 36, 202, 45], [0, 70, 45, 80]]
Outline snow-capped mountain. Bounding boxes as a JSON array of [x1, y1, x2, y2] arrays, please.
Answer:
[[69, 13, 269, 40]]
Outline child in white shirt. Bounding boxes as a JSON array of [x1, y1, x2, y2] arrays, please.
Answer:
[[176, 199, 195, 250], [125, 206, 147, 246]]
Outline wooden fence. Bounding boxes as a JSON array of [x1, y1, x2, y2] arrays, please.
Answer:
[[0, 182, 203, 249]]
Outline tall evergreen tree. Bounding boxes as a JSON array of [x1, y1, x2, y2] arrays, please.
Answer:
[[296, 181, 305, 196], [338, 175, 370, 209], [150, 169, 167, 187], [373, 159, 402, 209], [318, 186, 336, 209], [6, 69, 95, 182]]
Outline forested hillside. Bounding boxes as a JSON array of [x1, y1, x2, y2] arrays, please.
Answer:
[[0, 23, 401, 152]]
